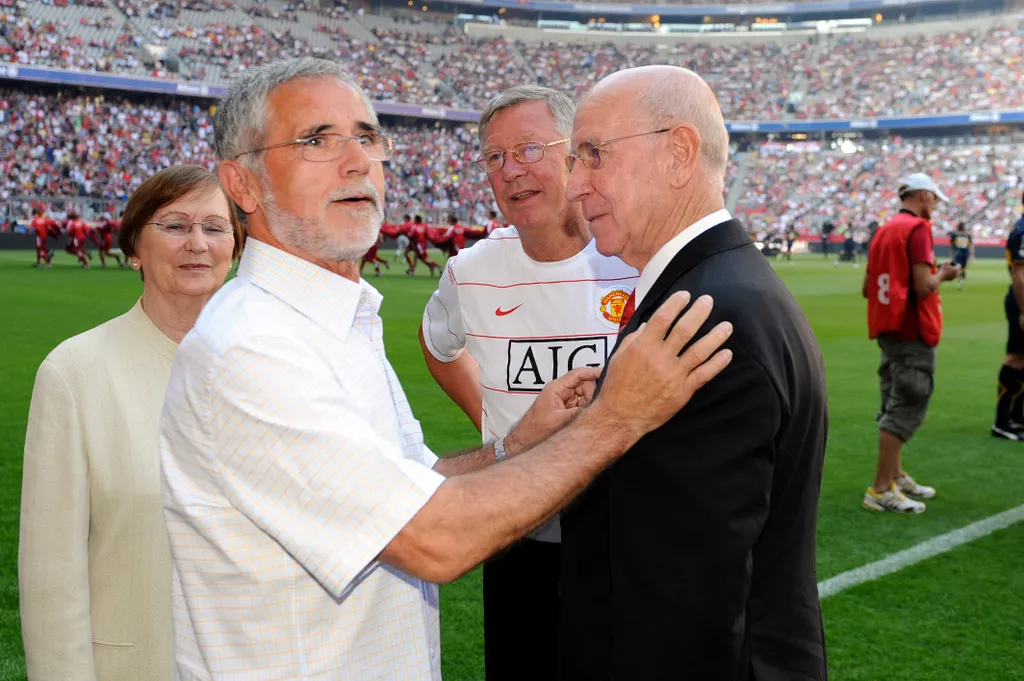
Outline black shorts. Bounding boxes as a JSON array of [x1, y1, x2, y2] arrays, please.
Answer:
[[1005, 290, 1024, 355], [953, 251, 969, 269]]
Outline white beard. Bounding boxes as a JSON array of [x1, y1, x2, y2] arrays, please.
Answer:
[[262, 185, 383, 263]]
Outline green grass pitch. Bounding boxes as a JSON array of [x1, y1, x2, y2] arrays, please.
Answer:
[[0, 250, 1021, 680]]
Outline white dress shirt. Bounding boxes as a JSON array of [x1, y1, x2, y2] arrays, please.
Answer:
[[635, 209, 733, 307], [160, 239, 444, 681]]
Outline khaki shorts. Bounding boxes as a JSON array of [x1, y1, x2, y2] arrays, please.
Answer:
[[876, 335, 936, 442]]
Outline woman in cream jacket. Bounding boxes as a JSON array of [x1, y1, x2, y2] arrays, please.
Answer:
[[19, 165, 242, 681]]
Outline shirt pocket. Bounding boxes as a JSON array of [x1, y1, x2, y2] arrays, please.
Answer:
[[93, 639, 139, 681]]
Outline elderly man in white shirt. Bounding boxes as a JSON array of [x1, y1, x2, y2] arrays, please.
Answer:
[[159, 57, 734, 681]]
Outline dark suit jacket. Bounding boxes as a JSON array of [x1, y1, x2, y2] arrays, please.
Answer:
[[560, 219, 829, 681]]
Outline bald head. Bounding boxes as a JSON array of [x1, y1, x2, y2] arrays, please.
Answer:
[[583, 66, 730, 186]]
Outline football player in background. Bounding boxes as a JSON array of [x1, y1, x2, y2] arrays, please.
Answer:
[[443, 214, 467, 258], [360, 232, 390, 278], [63, 213, 92, 269], [994, 192, 1024, 440], [485, 209, 502, 236], [407, 214, 439, 276], [92, 213, 125, 269], [29, 208, 56, 269], [950, 221, 973, 291], [394, 213, 412, 262]]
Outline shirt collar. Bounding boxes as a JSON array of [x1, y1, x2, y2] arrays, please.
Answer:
[[237, 238, 382, 342], [635, 208, 732, 307]]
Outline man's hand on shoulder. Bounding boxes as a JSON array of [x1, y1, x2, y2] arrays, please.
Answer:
[[592, 291, 734, 445]]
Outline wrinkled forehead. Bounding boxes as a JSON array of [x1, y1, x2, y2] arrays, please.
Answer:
[[571, 92, 634, 146], [481, 100, 561, 149], [267, 78, 376, 140]]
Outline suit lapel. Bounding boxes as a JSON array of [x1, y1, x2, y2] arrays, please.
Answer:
[[628, 219, 752, 329]]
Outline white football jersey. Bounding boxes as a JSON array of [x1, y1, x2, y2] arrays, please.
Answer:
[[422, 226, 638, 542]]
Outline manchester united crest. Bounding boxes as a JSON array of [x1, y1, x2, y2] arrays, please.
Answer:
[[599, 288, 632, 328]]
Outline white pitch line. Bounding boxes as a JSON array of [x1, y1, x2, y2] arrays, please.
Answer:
[[818, 503, 1024, 600]]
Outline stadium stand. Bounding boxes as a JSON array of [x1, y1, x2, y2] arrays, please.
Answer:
[[1, 1, 1019, 120], [801, 23, 1024, 119], [0, 3, 1021, 240], [0, 86, 499, 223], [0, 1, 153, 77], [735, 136, 1023, 239], [520, 39, 811, 120]]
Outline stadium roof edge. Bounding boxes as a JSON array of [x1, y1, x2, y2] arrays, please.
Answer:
[[2, 62, 1021, 133]]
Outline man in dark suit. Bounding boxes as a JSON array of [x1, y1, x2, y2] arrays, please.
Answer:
[[561, 65, 829, 680]]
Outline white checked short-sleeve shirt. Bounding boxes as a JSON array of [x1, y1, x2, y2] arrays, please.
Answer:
[[421, 228, 638, 542], [160, 239, 444, 681]]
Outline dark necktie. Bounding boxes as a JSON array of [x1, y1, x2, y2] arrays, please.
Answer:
[[618, 290, 636, 333]]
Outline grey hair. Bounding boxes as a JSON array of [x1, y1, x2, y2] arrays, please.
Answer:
[[213, 57, 378, 163], [478, 85, 576, 145], [639, 78, 730, 186]]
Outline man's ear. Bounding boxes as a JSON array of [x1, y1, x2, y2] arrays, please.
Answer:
[[666, 123, 701, 190], [218, 160, 260, 215]]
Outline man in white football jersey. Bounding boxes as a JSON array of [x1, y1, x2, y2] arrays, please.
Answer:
[[420, 86, 638, 681]]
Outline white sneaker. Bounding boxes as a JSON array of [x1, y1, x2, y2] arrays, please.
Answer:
[[897, 473, 936, 500], [863, 484, 926, 514]]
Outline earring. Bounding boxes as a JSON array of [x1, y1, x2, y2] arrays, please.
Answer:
[[131, 260, 141, 270]]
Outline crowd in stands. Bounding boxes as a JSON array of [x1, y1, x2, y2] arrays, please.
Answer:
[[305, 28, 443, 105], [435, 38, 535, 109], [521, 39, 810, 120], [0, 14, 150, 75], [735, 137, 1023, 239], [0, 88, 217, 202], [114, 1, 237, 19], [385, 124, 496, 222], [802, 24, 1024, 119], [1, 1, 1020, 120], [3, 86, 1017, 240], [0, 88, 497, 223], [172, 22, 278, 80], [371, 26, 471, 46]]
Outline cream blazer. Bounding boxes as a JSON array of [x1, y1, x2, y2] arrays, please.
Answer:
[[20, 300, 177, 681]]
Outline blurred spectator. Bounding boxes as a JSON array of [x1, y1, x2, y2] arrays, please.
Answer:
[[735, 136, 1024, 239], [434, 38, 534, 109], [2, 5, 1019, 120], [0, 87, 497, 221]]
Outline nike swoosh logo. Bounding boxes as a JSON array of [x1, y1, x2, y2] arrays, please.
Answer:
[[495, 305, 522, 317]]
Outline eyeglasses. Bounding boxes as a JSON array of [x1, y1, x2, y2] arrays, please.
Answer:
[[145, 219, 235, 241], [475, 138, 569, 174], [234, 132, 394, 163], [565, 128, 672, 173]]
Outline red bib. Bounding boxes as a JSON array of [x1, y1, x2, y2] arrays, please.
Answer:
[[867, 212, 943, 347]]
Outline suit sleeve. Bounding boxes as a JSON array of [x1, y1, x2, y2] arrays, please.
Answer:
[[612, 345, 780, 676], [421, 257, 467, 363], [19, 359, 99, 681]]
